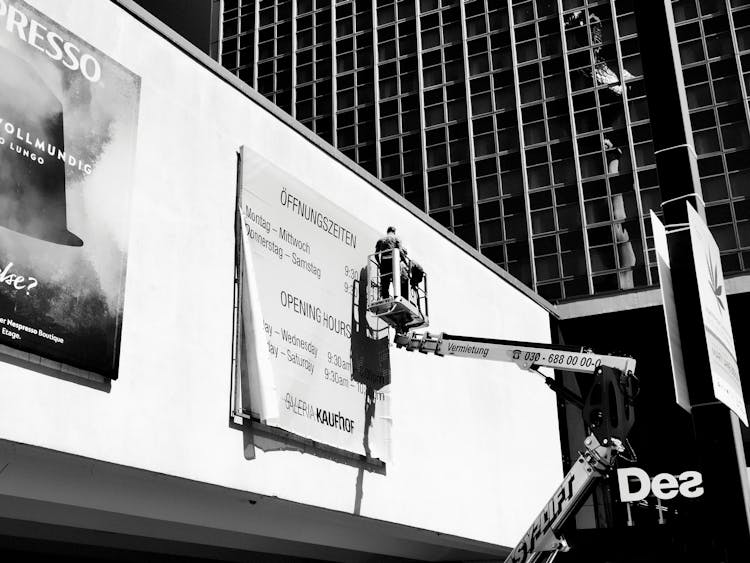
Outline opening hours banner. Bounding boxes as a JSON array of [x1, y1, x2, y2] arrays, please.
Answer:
[[237, 146, 393, 461]]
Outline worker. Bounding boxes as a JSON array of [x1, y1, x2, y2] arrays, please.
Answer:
[[374, 226, 408, 299]]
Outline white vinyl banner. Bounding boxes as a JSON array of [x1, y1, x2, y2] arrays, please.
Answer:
[[237, 146, 392, 459], [687, 204, 747, 425]]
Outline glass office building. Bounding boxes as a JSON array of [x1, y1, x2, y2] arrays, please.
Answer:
[[218, 0, 750, 302]]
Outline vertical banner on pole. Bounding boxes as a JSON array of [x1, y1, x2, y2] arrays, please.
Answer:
[[651, 212, 690, 413], [687, 204, 747, 425]]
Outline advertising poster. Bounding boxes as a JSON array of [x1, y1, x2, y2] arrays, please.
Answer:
[[687, 204, 747, 425], [0, 0, 140, 378], [238, 146, 392, 460]]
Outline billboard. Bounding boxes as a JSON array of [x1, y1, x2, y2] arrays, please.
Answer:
[[238, 146, 392, 460], [0, 0, 140, 378]]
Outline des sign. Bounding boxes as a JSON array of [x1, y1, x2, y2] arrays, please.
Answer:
[[617, 468, 704, 502]]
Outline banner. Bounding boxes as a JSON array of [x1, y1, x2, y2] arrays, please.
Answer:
[[0, 0, 140, 378], [237, 146, 392, 460], [687, 204, 747, 425], [650, 212, 690, 413]]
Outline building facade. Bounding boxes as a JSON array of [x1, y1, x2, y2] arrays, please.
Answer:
[[1, 1, 568, 560], [218, 0, 750, 303], [121, 1, 750, 557], [0, 2, 744, 559]]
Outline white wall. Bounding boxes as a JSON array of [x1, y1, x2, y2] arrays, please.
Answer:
[[0, 0, 562, 555]]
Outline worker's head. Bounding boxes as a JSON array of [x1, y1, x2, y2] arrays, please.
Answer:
[[386, 226, 396, 235]]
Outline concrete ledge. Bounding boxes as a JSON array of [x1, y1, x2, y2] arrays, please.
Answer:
[[0, 439, 508, 561], [555, 273, 750, 319]]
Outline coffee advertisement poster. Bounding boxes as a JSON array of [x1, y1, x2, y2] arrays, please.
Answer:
[[0, 0, 140, 378]]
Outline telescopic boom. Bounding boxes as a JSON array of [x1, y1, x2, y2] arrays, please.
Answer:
[[394, 330, 637, 562]]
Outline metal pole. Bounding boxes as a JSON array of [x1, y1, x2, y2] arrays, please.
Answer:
[[634, 2, 750, 559]]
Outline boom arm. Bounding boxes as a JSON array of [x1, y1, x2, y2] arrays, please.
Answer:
[[394, 331, 636, 375], [395, 330, 637, 563], [504, 434, 624, 563]]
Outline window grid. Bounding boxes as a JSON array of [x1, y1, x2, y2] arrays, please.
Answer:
[[221, 0, 257, 85], [467, 1, 531, 282], [219, 0, 750, 301], [255, 1, 294, 113], [611, 0, 653, 288], [618, 9, 662, 285], [335, 1, 377, 174], [726, 1, 750, 270], [676, 0, 749, 274], [494, 1, 536, 288], [515, 1, 592, 300], [420, 0, 477, 248], [562, 3, 653, 295], [294, 0, 334, 142], [459, 0, 483, 250], [414, 0, 431, 210], [543, 0, 596, 300], [376, 1, 424, 203]]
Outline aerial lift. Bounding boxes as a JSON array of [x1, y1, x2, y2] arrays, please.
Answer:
[[367, 248, 429, 332], [367, 254, 638, 563]]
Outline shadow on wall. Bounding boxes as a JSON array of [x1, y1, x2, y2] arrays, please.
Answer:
[[350, 267, 391, 515]]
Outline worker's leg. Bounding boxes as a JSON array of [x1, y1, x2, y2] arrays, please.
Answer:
[[381, 273, 392, 298], [400, 275, 409, 301], [379, 252, 393, 298]]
